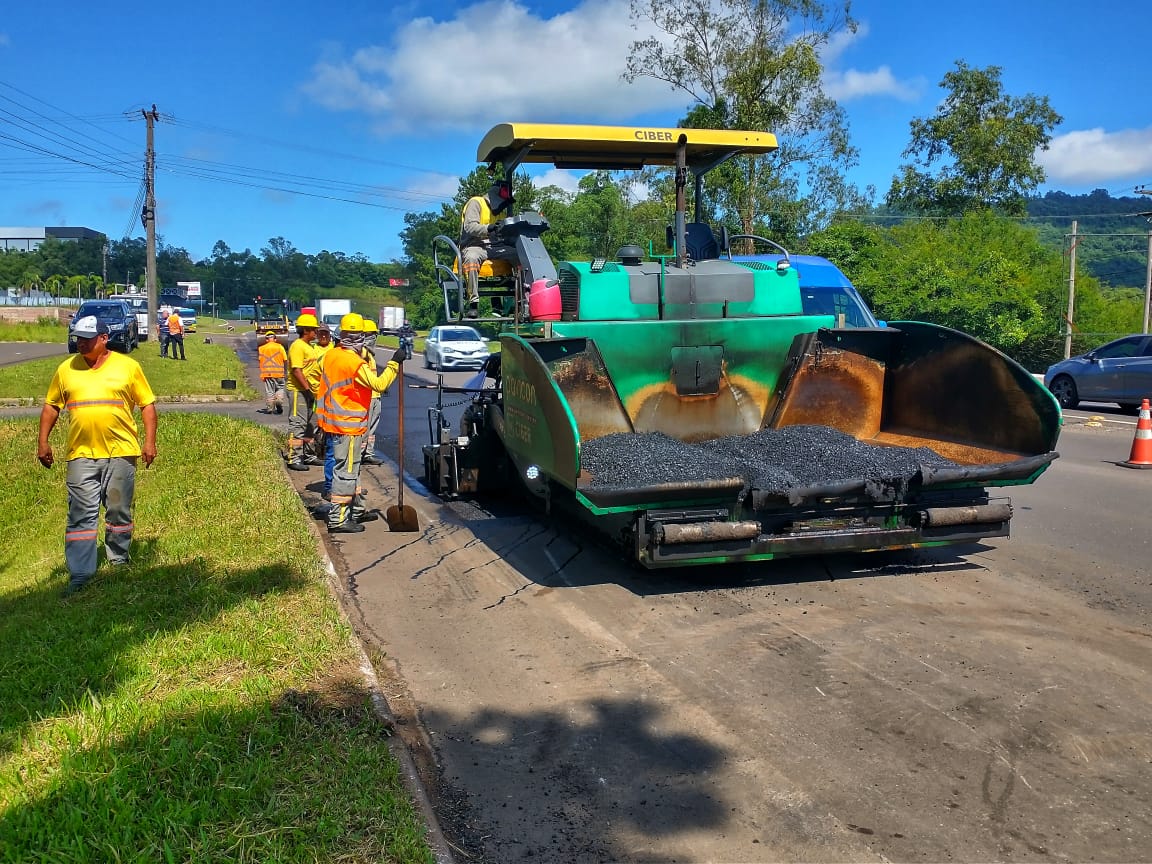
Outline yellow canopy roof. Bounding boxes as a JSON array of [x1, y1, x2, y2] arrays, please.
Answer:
[[477, 123, 778, 172]]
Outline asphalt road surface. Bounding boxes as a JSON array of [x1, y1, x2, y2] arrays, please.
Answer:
[[328, 345, 1152, 863], [15, 335, 1152, 862]]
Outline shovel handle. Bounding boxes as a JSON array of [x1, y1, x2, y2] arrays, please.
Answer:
[[396, 360, 405, 509]]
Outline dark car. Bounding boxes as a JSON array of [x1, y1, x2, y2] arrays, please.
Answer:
[[1044, 334, 1152, 410], [67, 300, 139, 354]]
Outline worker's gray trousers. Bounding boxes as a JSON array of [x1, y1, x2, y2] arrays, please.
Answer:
[[361, 397, 381, 456], [65, 456, 136, 580], [286, 389, 315, 465], [328, 433, 366, 528], [263, 377, 285, 408], [462, 245, 487, 304]]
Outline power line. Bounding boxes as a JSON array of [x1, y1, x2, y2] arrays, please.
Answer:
[[163, 114, 440, 175]]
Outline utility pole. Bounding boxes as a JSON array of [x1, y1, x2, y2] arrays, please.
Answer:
[[1137, 187, 1152, 335], [1145, 231, 1152, 335], [101, 243, 108, 295], [1065, 220, 1078, 360], [142, 105, 160, 335]]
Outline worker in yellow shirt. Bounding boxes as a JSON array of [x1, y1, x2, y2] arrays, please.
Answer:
[[310, 323, 335, 460], [257, 331, 288, 414], [37, 315, 157, 595], [360, 318, 384, 466], [315, 322, 334, 359], [316, 313, 404, 533], [286, 312, 321, 470]]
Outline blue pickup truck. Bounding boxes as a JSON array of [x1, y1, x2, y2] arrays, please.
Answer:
[[728, 252, 880, 327]]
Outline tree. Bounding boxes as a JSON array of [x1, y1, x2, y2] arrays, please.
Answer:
[[625, 0, 861, 240], [818, 211, 1123, 369], [886, 62, 1062, 217]]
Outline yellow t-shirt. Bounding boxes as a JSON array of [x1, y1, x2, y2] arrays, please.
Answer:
[[286, 337, 318, 393], [45, 352, 156, 461], [361, 347, 381, 401]]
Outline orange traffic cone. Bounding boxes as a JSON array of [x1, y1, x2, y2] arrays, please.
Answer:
[[1121, 398, 1152, 469]]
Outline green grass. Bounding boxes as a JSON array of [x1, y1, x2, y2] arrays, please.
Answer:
[[0, 414, 434, 863], [0, 343, 259, 402], [0, 319, 69, 343]]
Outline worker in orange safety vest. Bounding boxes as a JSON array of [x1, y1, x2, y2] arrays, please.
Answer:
[[315, 313, 405, 533], [166, 309, 186, 360], [257, 331, 288, 414]]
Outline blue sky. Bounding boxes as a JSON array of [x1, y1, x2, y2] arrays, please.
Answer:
[[3, 0, 1151, 264]]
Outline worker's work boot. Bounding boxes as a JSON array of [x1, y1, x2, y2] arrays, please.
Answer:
[[328, 501, 365, 534]]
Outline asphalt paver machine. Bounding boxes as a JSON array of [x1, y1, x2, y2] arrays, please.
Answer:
[[424, 123, 1061, 568]]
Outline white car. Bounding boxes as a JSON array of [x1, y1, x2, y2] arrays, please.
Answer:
[[424, 325, 490, 371]]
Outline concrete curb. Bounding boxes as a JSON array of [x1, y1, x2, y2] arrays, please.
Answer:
[[290, 463, 456, 864]]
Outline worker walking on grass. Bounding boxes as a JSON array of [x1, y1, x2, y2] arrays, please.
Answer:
[[315, 313, 404, 533], [360, 318, 384, 466], [257, 331, 288, 415], [37, 315, 157, 596], [157, 306, 170, 358], [459, 178, 513, 319], [166, 309, 186, 360], [286, 312, 321, 471]]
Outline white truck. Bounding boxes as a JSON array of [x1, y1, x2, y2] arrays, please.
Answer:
[[316, 298, 351, 335], [107, 292, 150, 341], [379, 305, 405, 332]]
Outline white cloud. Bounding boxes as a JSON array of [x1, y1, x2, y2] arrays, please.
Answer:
[[820, 22, 919, 101], [532, 168, 582, 195], [823, 66, 919, 102], [302, 0, 686, 133], [302, 2, 921, 135], [1039, 127, 1152, 185], [405, 171, 463, 199]]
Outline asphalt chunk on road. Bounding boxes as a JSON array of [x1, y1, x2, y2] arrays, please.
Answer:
[[580, 425, 958, 495]]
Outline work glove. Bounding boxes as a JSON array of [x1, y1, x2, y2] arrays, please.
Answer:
[[391, 347, 407, 364], [486, 223, 501, 238]]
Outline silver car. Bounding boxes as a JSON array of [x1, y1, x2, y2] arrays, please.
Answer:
[[423, 325, 489, 371], [1044, 334, 1152, 411]]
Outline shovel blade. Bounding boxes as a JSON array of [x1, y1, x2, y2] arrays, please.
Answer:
[[385, 504, 420, 532]]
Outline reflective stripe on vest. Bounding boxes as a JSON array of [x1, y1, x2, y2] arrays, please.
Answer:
[[316, 348, 370, 435], [258, 343, 287, 378]]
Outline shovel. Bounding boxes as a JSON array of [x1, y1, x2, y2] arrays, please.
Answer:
[[385, 360, 420, 532]]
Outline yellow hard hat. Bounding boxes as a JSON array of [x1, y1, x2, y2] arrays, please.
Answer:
[[295, 312, 319, 329], [362, 318, 378, 333], [339, 312, 364, 334]]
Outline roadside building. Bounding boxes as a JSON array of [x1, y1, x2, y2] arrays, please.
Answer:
[[0, 226, 105, 252]]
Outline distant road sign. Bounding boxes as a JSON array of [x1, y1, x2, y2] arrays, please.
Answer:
[[388, 278, 410, 287]]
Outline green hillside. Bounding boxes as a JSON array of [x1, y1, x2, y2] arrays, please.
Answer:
[[1027, 190, 1151, 289]]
